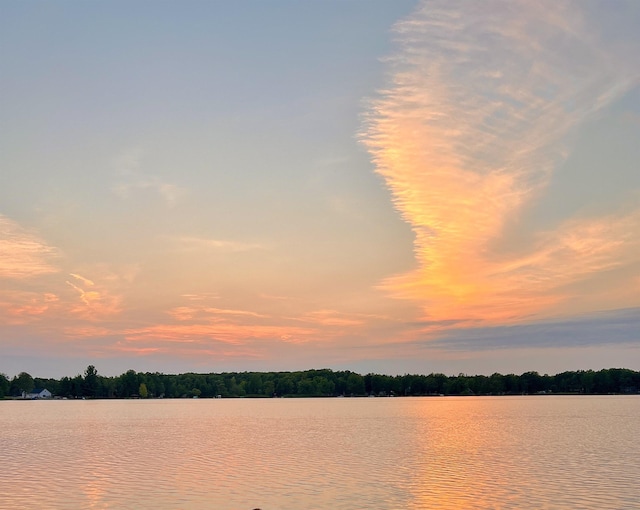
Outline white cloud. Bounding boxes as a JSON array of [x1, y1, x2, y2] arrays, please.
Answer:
[[171, 235, 268, 253], [112, 147, 187, 207]]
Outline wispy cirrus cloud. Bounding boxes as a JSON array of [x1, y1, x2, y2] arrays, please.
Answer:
[[292, 309, 366, 327], [0, 216, 129, 328], [0, 215, 60, 279], [114, 178, 186, 207], [181, 293, 220, 301], [170, 236, 268, 253], [124, 321, 315, 347], [65, 272, 123, 320], [362, 0, 640, 325], [122, 299, 395, 357], [112, 147, 187, 207], [0, 269, 123, 327], [0, 292, 59, 325], [167, 305, 269, 322], [111, 337, 263, 360]]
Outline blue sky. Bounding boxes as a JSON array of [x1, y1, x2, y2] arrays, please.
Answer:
[[1, 1, 638, 378]]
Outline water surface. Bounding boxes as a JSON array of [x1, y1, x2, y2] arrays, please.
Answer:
[[1, 396, 638, 509]]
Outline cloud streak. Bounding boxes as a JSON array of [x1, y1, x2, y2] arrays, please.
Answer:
[[0, 292, 59, 325], [171, 236, 267, 253], [0, 215, 60, 279], [426, 307, 640, 351], [362, 0, 640, 325], [65, 273, 122, 320], [112, 148, 186, 207]]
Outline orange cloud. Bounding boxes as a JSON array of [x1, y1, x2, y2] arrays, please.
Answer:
[[294, 309, 365, 327], [362, 1, 640, 326], [181, 293, 220, 301], [117, 295, 318, 348], [0, 215, 60, 279], [203, 307, 270, 319], [63, 325, 113, 339], [111, 339, 261, 360], [65, 272, 122, 320], [117, 296, 399, 357], [167, 306, 199, 321], [167, 305, 270, 322], [0, 292, 59, 325], [124, 322, 315, 346]]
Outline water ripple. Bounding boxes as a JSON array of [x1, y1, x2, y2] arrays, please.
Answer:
[[1, 396, 639, 509]]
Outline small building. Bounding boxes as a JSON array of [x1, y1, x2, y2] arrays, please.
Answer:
[[25, 388, 52, 399]]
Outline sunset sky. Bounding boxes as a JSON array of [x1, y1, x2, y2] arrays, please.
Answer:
[[1, 0, 639, 379]]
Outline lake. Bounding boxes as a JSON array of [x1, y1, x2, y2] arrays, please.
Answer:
[[1, 396, 638, 509]]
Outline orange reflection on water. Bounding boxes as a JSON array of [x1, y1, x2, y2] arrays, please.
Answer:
[[5, 397, 638, 509], [401, 398, 517, 510]]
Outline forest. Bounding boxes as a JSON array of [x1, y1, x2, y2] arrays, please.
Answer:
[[2, 366, 639, 399]]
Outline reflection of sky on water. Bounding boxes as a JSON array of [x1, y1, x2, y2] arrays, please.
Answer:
[[2, 398, 639, 509]]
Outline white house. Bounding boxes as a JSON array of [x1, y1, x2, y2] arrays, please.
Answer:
[[24, 388, 52, 399]]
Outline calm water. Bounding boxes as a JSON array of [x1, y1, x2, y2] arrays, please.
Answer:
[[1, 396, 639, 509]]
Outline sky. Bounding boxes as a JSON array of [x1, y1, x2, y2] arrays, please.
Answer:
[[1, 0, 639, 379]]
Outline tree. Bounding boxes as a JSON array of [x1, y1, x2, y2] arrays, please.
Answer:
[[263, 380, 275, 397], [345, 373, 365, 396], [521, 371, 544, 394], [70, 375, 84, 398], [275, 375, 295, 396], [119, 369, 139, 398], [0, 373, 9, 398], [138, 383, 148, 398], [488, 373, 506, 395], [83, 365, 99, 398], [246, 373, 263, 395], [297, 377, 319, 396], [15, 372, 35, 395], [315, 376, 335, 396]]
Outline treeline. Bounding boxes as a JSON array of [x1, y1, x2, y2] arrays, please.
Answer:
[[2, 366, 639, 399]]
